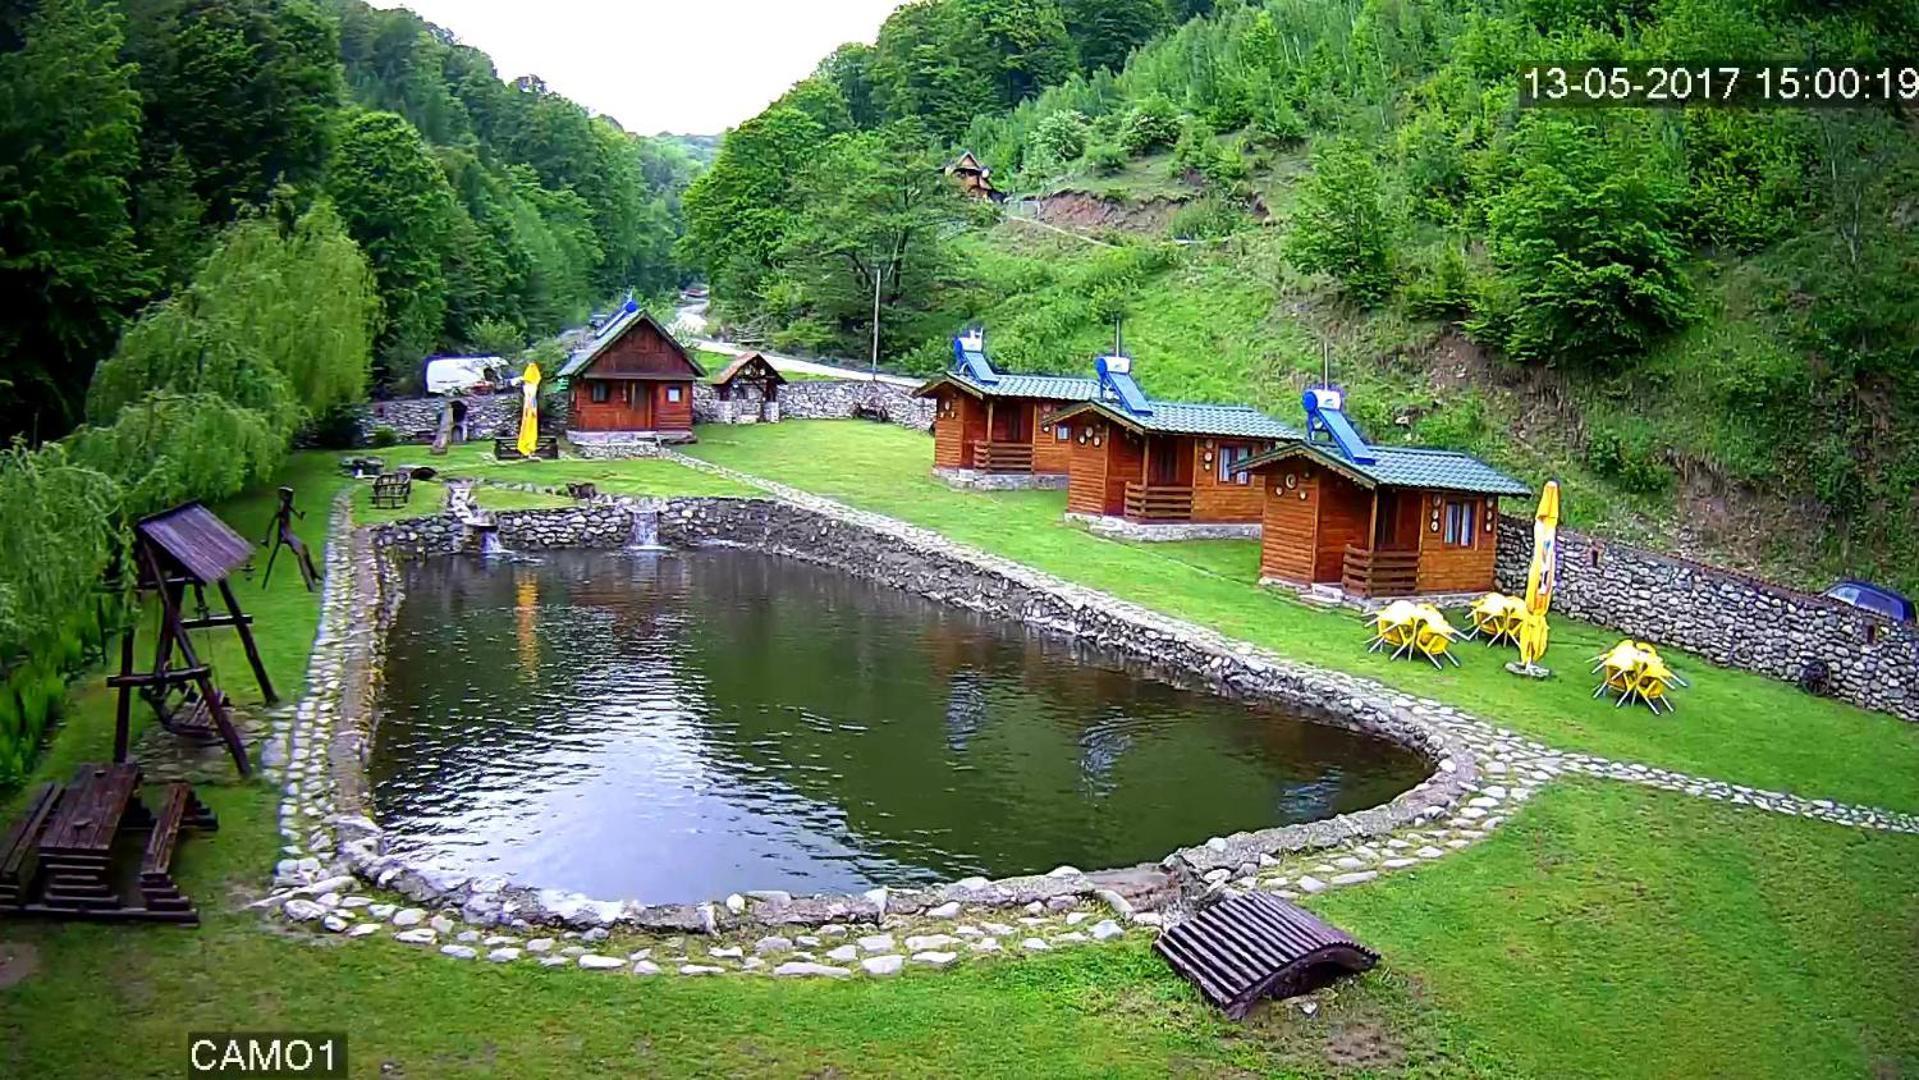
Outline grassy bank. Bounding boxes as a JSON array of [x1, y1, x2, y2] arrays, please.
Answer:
[[3, 442, 1916, 1078], [684, 422, 1919, 811]]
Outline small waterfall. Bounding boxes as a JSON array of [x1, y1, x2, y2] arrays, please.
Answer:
[[624, 499, 668, 552], [476, 524, 505, 556]]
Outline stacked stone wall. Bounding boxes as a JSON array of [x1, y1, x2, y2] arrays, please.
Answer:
[[1493, 517, 1916, 721]]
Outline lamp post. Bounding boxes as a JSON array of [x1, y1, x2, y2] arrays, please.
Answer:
[[870, 254, 884, 380]]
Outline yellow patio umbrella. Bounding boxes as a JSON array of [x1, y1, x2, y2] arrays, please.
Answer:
[[1515, 481, 1560, 671], [516, 361, 543, 458]]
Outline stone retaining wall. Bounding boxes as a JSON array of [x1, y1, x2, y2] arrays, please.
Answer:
[[362, 395, 520, 443], [341, 497, 1478, 929], [1494, 516, 1917, 722], [692, 379, 933, 431]]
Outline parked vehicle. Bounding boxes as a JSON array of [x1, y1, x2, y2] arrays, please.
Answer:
[[1822, 580, 1915, 623]]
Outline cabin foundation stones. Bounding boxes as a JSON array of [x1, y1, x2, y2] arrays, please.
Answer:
[[1494, 517, 1918, 723], [259, 478, 1919, 981]]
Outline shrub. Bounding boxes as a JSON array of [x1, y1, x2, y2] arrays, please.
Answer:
[[370, 425, 400, 448], [1169, 198, 1248, 241], [1250, 97, 1306, 149], [1121, 95, 1181, 156], [1284, 141, 1398, 305], [1585, 423, 1674, 494], [1084, 140, 1127, 175], [1406, 242, 1475, 322], [1028, 110, 1090, 169]]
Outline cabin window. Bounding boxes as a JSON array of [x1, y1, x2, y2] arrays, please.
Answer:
[[1443, 500, 1477, 547], [666, 385, 684, 403], [1217, 443, 1253, 485], [1055, 425, 1070, 441], [589, 382, 609, 404]]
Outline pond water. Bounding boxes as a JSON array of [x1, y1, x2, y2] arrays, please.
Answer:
[[369, 550, 1426, 903]]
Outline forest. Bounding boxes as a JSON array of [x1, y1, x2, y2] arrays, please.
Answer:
[[0, 0, 695, 780], [678, 0, 1918, 598]]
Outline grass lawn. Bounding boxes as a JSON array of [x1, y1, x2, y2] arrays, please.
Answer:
[[683, 422, 1919, 812], [3, 443, 1916, 1078]]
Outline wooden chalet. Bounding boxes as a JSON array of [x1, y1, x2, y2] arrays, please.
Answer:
[[710, 352, 787, 424], [945, 151, 1002, 202], [1237, 389, 1530, 598], [1043, 357, 1299, 534], [559, 301, 704, 443], [915, 328, 1101, 484]]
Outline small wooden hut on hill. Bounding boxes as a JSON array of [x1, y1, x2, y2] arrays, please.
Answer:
[[1237, 388, 1530, 598], [915, 328, 1101, 486], [1042, 356, 1299, 539], [559, 301, 703, 444], [945, 151, 1003, 202]]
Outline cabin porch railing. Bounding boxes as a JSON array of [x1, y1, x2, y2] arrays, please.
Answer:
[[1123, 483, 1194, 522], [970, 440, 1035, 472], [1341, 545, 1419, 598]]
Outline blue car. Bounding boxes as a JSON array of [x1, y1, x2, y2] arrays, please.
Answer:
[[1823, 580, 1916, 624]]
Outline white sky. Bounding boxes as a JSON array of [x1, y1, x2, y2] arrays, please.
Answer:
[[367, 1, 905, 135]]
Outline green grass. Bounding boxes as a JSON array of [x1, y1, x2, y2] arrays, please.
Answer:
[[362, 442, 755, 498], [4, 443, 1916, 1078], [685, 422, 1919, 811]]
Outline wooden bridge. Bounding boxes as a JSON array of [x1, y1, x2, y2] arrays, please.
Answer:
[[1154, 892, 1379, 1018]]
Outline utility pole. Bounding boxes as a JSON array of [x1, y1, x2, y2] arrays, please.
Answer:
[[870, 255, 883, 381]]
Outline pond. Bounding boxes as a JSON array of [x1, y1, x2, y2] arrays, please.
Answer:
[[369, 550, 1427, 903]]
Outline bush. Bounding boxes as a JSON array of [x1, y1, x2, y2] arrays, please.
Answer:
[[1169, 198, 1249, 241], [305, 404, 368, 450], [1284, 141, 1398, 305], [1585, 423, 1674, 494], [1250, 97, 1306, 149], [1406, 242, 1476, 322], [1084, 140, 1127, 176], [370, 425, 400, 448], [1028, 110, 1090, 169], [1121, 95, 1181, 156]]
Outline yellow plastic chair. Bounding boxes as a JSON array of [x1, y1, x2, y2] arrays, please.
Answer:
[[1411, 605, 1463, 669], [1366, 601, 1424, 660]]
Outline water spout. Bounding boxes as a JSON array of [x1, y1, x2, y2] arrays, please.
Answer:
[[624, 499, 669, 552], [477, 525, 505, 556]]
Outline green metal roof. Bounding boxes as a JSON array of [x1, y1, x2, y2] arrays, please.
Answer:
[[1240, 439, 1531, 497], [1045, 399, 1302, 440], [916, 371, 1103, 402]]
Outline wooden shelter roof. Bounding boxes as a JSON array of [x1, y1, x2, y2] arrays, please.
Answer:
[[136, 502, 254, 584], [711, 352, 788, 388], [1238, 440, 1530, 496]]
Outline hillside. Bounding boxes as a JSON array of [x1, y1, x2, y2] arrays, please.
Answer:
[[680, 0, 1919, 596]]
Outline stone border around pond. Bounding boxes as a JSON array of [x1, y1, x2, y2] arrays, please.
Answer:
[[280, 494, 1482, 932], [259, 485, 1919, 978]]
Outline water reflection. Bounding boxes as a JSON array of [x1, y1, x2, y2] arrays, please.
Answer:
[[370, 550, 1426, 903]]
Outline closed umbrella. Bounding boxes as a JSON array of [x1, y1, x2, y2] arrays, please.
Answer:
[[1515, 481, 1559, 674], [516, 362, 543, 458]]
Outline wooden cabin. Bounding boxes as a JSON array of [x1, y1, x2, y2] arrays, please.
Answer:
[[945, 151, 1003, 202], [915, 329, 1099, 484], [559, 302, 703, 443], [1043, 356, 1299, 535], [1238, 389, 1530, 598], [710, 352, 787, 424]]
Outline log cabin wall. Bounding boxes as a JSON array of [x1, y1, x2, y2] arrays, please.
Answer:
[[1258, 469, 1319, 583], [1191, 437, 1269, 523], [932, 389, 967, 467], [571, 380, 654, 431], [652, 382, 694, 430], [1415, 492, 1500, 593], [1315, 470, 1373, 582], [1065, 417, 1113, 514], [590, 316, 690, 378], [1106, 426, 1146, 512], [1032, 406, 1073, 474]]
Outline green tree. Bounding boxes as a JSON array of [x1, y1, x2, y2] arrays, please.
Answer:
[[88, 198, 377, 434], [0, 0, 148, 443], [1483, 117, 1693, 367], [1028, 110, 1089, 169], [679, 106, 826, 306], [776, 121, 983, 358], [1285, 142, 1397, 305], [1062, 0, 1167, 73], [327, 109, 457, 383]]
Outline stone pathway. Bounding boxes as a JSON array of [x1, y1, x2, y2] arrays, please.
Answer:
[[256, 474, 1919, 984]]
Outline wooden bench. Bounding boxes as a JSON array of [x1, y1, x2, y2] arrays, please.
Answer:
[[494, 435, 557, 461], [370, 471, 412, 508], [0, 783, 60, 910], [139, 783, 216, 920]]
